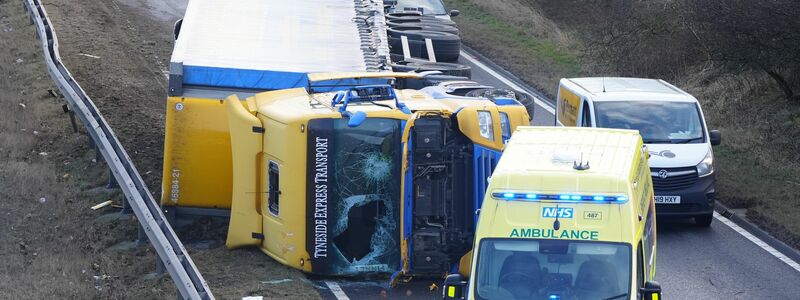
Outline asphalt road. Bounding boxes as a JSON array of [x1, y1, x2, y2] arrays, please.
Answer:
[[314, 50, 800, 300]]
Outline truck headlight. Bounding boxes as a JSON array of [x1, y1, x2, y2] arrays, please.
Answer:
[[499, 112, 511, 141], [478, 111, 494, 141], [696, 149, 714, 177]]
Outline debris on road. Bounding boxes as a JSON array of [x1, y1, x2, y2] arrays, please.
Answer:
[[91, 200, 113, 210], [261, 279, 292, 285], [77, 53, 100, 59], [38, 197, 46, 204]]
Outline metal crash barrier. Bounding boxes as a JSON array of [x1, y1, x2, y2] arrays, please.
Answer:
[[22, 0, 214, 299]]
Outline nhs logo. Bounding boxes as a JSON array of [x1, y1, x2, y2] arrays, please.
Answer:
[[542, 207, 574, 218]]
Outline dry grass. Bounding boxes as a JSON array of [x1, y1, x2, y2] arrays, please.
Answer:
[[444, 0, 582, 96], [1, 2, 171, 298]]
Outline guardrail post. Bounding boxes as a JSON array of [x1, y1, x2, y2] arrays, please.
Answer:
[[62, 104, 79, 133], [107, 169, 118, 189]]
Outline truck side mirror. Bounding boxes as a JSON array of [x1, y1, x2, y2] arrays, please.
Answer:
[[450, 10, 460, 17], [443, 274, 467, 299], [710, 130, 721, 146], [640, 281, 662, 300]]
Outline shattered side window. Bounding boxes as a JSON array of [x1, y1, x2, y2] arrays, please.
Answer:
[[268, 161, 280, 215], [306, 118, 403, 275]]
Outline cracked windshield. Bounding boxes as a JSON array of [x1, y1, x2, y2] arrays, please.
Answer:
[[307, 118, 402, 275]]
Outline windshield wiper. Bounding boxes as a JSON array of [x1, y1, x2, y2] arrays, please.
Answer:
[[602, 293, 628, 300], [642, 139, 673, 144], [671, 137, 704, 144]]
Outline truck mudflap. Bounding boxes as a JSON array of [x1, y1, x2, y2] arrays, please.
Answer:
[[225, 95, 264, 248]]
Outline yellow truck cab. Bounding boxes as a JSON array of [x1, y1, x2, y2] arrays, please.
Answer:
[[223, 72, 530, 277], [443, 127, 661, 300]]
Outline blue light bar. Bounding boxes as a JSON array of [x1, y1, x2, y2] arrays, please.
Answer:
[[492, 192, 629, 203]]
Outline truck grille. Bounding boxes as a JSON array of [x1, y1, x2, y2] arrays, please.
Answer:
[[651, 167, 698, 191]]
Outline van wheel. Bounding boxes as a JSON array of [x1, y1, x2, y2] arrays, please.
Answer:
[[695, 214, 713, 227]]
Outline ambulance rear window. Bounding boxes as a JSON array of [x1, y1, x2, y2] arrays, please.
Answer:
[[474, 239, 631, 300]]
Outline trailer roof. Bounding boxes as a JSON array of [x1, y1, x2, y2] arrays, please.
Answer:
[[169, 0, 390, 93]]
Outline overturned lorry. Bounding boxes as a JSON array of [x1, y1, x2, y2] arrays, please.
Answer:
[[162, 0, 531, 277]]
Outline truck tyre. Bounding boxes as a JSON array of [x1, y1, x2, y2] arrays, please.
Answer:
[[391, 61, 471, 78], [389, 61, 419, 72], [387, 20, 458, 29], [388, 26, 459, 39], [387, 11, 422, 18], [388, 31, 461, 62], [389, 37, 460, 62], [386, 16, 458, 27], [695, 214, 713, 227], [466, 88, 536, 117]]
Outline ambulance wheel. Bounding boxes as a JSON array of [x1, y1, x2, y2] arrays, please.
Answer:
[[695, 214, 713, 227]]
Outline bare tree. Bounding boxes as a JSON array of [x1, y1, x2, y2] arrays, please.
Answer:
[[685, 0, 800, 101]]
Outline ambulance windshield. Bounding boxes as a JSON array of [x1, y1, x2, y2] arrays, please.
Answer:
[[594, 101, 705, 144], [475, 239, 631, 300]]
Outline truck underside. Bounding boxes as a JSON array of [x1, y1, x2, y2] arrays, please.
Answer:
[[409, 115, 475, 274]]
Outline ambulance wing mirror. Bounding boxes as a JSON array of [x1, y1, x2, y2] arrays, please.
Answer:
[[443, 274, 467, 299], [640, 281, 662, 300], [709, 130, 721, 146], [450, 10, 460, 17]]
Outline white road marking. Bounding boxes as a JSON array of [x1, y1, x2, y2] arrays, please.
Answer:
[[714, 212, 800, 272], [325, 281, 351, 300], [460, 50, 556, 115]]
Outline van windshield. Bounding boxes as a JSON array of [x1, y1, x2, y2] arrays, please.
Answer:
[[594, 101, 705, 144], [395, 0, 447, 15], [474, 239, 631, 300]]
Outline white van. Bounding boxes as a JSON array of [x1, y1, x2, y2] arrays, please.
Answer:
[[555, 77, 721, 226]]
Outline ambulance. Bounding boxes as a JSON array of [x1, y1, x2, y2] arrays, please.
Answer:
[[443, 127, 661, 300], [555, 77, 721, 226]]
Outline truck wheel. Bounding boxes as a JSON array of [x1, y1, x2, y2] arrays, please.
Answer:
[[387, 31, 461, 62], [404, 61, 471, 78], [386, 16, 458, 27], [386, 11, 422, 18], [387, 20, 458, 29], [695, 214, 713, 227], [388, 25, 459, 37], [466, 88, 536, 117]]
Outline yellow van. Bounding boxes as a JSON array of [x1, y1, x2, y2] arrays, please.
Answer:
[[444, 127, 661, 300]]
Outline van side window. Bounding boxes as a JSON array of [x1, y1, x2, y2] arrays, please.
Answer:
[[268, 161, 280, 215], [581, 101, 592, 127]]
